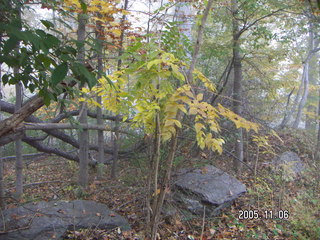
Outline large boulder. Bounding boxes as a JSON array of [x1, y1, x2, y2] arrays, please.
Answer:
[[172, 165, 246, 217], [272, 151, 305, 180], [0, 200, 130, 240]]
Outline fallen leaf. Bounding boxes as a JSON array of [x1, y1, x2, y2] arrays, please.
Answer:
[[201, 167, 208, 174], [209, 228, 216, 235]]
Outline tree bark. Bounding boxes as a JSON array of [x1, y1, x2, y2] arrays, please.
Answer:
[[293, 63, 309, 128], [19, 122, 131, 132], [111, 114, 120, 179], [22, 136, 79, 162], [0, 144, 4, 209], [96, 17, 105, 179], [0, 95, 44, 138], [150, 129, 179, 240], [315, 61, 320, 163], [14, 81, 23, 199], [77, 10, 89, 188], [279, 80, 303, 129], [111, 0, 129, 179], [0, 44, 5, 209], [305, 30, 317, 130], [14, 9, 24, 198], [293, 20, 315, 129], [231, 0, 244, 173]]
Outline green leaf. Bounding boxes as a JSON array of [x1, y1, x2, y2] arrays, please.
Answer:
[[79, 0, 87, 12], [3, 36, 19, 54], [2, 74, 9, 85], [40, 20, 54, 29], [74, 63, 97, 88], [35, 29, 46, 38], [29, 84, 36, 93], [51, 62, 68, 85], [37, 54, 53, 68], [39, 89, 52, 106], [45, 35, 61, 48], [105, 75, 115, 89], [26, 32, 40, 50]]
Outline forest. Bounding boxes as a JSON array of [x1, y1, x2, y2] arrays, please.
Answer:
[[0, 0, 319, 239]]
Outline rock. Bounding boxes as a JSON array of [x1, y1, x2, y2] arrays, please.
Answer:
[[172, 165, 246, 217], [0, 200, 130, 240], [272, 151, 305, 180]]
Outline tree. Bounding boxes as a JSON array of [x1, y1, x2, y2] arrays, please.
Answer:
[[292, 11, 319, 128], [231, 0, 244, 173], [77, 8, 90, 188], [80, 2, 258, 239]]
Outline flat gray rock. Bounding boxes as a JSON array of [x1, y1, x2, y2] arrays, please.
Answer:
[[0, 200, 130, 240], [272, 151, 305, 179], [172, 165, 246, 217]]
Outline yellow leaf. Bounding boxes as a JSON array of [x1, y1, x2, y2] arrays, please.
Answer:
[[270, 129, 283, 143], [81, 88, 89, 93], [189, 107, 197, 115], [111, 29, 122, 37], [147, 59, 162, 70], [89, 99, 101, 108], [122, 116, 128, 122], [196, 93, 203, 101], [136, 105, 145, 112], [199, 141, 205, 150], [195, 123, 204, 132], [177, 104, 187, 113], [152, 189, 161, 197], [171, 64, 185, 81], [162, 132, 172, 142], [185, 90, 194, 98], [176, 96, 191, 105], [168, 126, 176, 135], [173, 119, 182, 128]]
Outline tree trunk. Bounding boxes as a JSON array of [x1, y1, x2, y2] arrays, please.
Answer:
[[96, 18, 105, 179], [0, 145, 4, 209], [0, 95, 44, 138], [174, 0, 193, 58], [305, 22, 317, 131], [292, 63, 309, 128], [111, 115, 120, 179], [315, 61, 320, 163], [14, 81, 23, 199], [14, 9, 23, 197], [111, 0, 129, 179], [78, 102, 89, 188], [293, 20, 315, 129], [13, 6, 23, 199], [0, 45, 5, 209], [150, 129, 179, 240], [231, 0, 244, 173], [279, 81, 303, 129], [77, 11, 89, 188]]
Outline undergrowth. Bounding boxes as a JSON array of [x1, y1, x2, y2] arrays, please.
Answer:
[[2, 130, 320, 239]]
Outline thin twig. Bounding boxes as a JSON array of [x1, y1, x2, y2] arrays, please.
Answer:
[[7, 180, 62, 190], [0, 213, 36, 234], [200, 206, 206, 240]]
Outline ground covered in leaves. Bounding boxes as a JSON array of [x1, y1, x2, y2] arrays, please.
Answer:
[[2, 130, 320, 239]]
